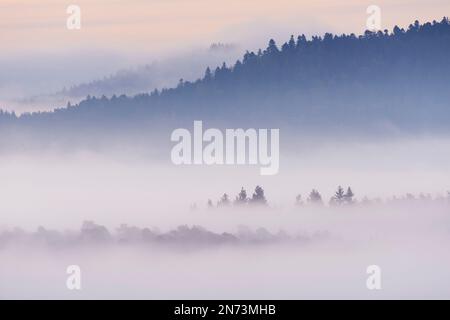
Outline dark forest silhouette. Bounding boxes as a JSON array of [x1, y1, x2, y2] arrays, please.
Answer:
[[1, 18, 450, 138], [26, 17, 450, 216]]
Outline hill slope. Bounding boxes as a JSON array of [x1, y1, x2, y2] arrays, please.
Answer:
[[1, 18, 450, 150]]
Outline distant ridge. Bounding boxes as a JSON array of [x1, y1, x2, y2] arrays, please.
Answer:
[[1, 18, 450, 145]]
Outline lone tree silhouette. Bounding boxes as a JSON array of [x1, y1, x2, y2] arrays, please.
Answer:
[[234, 187, 248, 205], [344, 187, 355, 204], [217, 193, 231, 207], [295, 194, 303, 206], [307, 189, 323, 205], [331, 186, 346, 206], [250, 186, 267, 206]]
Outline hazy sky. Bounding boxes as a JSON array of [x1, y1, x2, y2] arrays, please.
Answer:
[[1, 0, 448, 55], [0, 0, 449, 109]]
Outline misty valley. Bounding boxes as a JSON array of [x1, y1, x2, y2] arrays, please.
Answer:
[[1, 12, 450, 300]]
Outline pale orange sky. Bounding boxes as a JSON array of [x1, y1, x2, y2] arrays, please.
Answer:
[[1, 0, 448, 56]]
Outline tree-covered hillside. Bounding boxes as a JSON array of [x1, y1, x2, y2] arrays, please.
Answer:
[[1, 18, 450, 143]]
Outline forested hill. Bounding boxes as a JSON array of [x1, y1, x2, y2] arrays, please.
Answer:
[[1, 18, 450, 134]]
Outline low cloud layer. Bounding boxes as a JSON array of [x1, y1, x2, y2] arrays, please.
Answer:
[[0, 222, 317, 249]]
